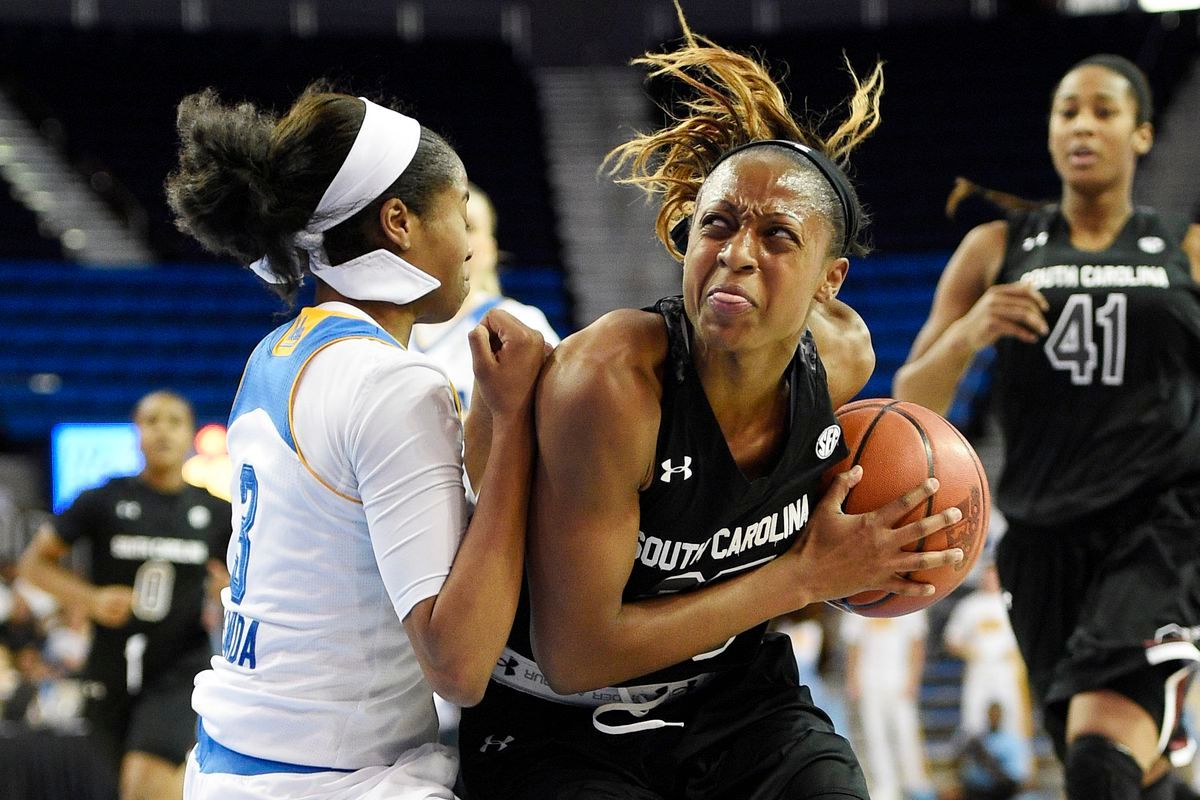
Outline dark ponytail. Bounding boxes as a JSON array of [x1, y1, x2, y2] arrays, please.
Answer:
[[167, 83, 460, 306]]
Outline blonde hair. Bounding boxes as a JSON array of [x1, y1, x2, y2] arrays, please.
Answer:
[[606, 1, 883, 259], [944, 176, 1042, 220]]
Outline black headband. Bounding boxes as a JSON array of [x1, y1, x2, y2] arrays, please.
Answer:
[[1072, 54, 1153, 125], [671, 139, 861, 257]]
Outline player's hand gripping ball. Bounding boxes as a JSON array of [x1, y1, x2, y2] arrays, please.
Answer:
[[824, 399, 989, 617]]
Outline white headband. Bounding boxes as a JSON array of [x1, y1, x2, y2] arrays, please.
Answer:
[[248, 97, 442, 305]]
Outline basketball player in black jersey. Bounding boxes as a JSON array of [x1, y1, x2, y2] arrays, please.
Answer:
[[895, 55, 1200, 800], [19, 390, 231, 800], [459, 11, 966, 799]]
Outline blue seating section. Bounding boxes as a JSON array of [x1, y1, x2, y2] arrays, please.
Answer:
[[0, 260, 570, 443], [839, 251, 991, 430]]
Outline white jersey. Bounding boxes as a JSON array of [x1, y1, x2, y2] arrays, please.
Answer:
[[840, 611, 934, 800], [193, 303, 467, 772], [840, 611, 929, 695], [411, 292, 559, 410], [942, 589, 1031, 736]]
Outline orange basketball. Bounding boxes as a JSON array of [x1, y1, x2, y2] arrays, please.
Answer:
[[823, 399, 990, 617]]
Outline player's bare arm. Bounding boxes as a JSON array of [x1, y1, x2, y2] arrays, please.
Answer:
[[404, 308, 542, 707], [807, 297, 875, 408], [893, 221, 1048, 414], [1184, 223, 1200, 282], [19, 524, 133, 628]]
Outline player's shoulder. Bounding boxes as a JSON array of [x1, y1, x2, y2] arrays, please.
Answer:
[[182, 483, 231, 512], [315, 336, 451, 391], [551, 308, 665, 389], [86, 475, 138, 502], [539, 308, 666, 427], [962, 219, 1010, 253]]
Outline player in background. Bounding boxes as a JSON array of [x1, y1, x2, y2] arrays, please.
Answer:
[[894, 55, 1200, 800], [412, 183, 560, 411], [842, 611, 937, 800], [942, 561, 1033, 747], [19, 390, 231, 800]]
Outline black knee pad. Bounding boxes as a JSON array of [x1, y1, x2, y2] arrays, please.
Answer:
[[1065, 734, 1142, 800]]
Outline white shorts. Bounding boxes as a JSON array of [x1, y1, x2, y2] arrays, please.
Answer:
[[183, 742, 459, 800]]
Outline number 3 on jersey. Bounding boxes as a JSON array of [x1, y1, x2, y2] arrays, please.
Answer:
[[1043, 293, 1127, 386], [229, 464, 258, 604]]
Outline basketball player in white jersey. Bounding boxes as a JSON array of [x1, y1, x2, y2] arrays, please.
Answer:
[[943, 562, 1033, 743], [843, 611, 937, 800], [166, 84, 544, 799]]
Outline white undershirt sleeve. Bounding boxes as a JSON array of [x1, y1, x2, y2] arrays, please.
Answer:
[[348, 358, 468, 621], [292, 336, 467, 623]]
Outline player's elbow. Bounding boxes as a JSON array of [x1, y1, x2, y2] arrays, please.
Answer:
[[424, 661, 489, 708], [892, 362, 916, 400], [847, 330, 876, 394], [532, 639, 606, 695]]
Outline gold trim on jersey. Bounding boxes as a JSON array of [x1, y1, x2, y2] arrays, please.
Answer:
[[287, 335, 398, 505], [272, 308, 365, 357]]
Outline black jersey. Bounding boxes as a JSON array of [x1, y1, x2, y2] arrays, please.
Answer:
[[503, 296, 847, 689], [991, 205, 1200, 525], [56, 476, 232, 689]]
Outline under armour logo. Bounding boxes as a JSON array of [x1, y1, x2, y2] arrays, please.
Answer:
[[660, 457, 693, 483], [1021, 231, 1049, 252], [498, 656, 518, 677], [115, 501, 141, 520], [480, 735, 514, 753]]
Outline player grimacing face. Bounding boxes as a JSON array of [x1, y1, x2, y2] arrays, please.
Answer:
[[135, 393, 194, 472], [681, 150, 848, 356], [1048, 65, 1152, 194]]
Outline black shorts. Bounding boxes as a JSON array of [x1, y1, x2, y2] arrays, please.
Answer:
[[459, 633, 867, 800], [996, 475, 1200, 752], [84, 645, 210, 769]]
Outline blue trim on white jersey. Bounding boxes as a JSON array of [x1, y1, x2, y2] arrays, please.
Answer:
[[228, 311, 400, 452], [196, 721, 353, 775]]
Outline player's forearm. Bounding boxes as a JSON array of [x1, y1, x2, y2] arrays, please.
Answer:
[[462, 396, 494, 493], [533, 552, 801, 693], [892, 321, 978, 415], [17, 552, 96, 611], [425, 412, 533, 706]]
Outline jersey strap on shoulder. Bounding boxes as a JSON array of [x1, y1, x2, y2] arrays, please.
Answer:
[[229, 307, 401, 451]]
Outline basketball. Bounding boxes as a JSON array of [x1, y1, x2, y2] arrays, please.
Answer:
[[824, 399, 990, 617]]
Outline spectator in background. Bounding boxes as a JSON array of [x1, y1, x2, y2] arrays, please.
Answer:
[[411, 182, 560, 412], [942, 561, 1033, 742], [843, 610, 938, 800], [18, 390, 231, 800], [952, 702, 1034, 800]]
